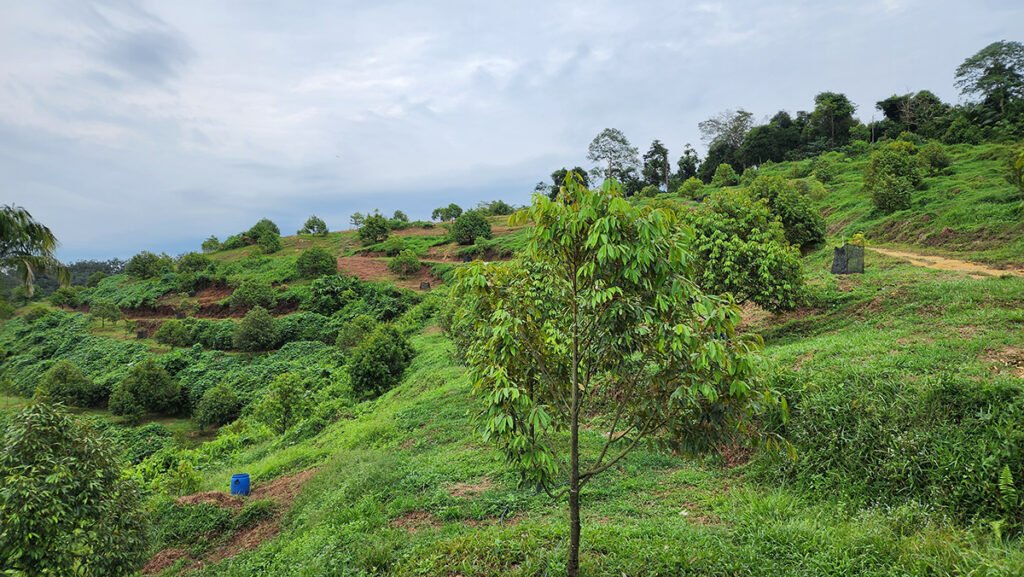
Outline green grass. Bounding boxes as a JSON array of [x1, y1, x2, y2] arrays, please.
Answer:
[[148, 319, 1024, 576], [756, 141, 1024, 266]]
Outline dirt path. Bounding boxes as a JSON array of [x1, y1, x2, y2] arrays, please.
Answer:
[[868, 247, 1024, 279]]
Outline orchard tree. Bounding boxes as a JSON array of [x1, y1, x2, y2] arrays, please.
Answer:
[[451, 176, 771, 577], [92, 301, 122, 327], [296, 247, 336, 278], [586, 128, 640, 182], [299, 215, 329, 236], [358, 212, 390, 244], [0, 404, 148, 576], [642, 139, 670, 190], [0, 204, 68, 296], [681, 190, 804, 312], [201, 235, 221, 253], [955, 40, 1024, 119], [233, 306, 279, 352]]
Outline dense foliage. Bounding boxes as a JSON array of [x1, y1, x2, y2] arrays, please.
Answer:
[[865, 140, 923, 212], [450, 211, 492, 245], [388, 250, 421, 278], [358, 213, 390, 244], [746, 175, 826, 250], [296, 247, 336, 278], [348, 326, 414, 399], [681, 190, 804, 311], [298, 215, 328, 236], [0, 404, 148, 576], [233, 306, 279, 352], [35, 360, 104, 408]]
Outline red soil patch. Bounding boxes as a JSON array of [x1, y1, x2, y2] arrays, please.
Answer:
[[336, 256, 442, 291], [141, 548, 189, 574], [391, 510, 441, 533]]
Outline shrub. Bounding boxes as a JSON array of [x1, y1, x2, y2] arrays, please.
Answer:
[[195, 384, 241, 429], [111, 358, 182, 417], [296, 247, 336, 278], [305, 275, 359, 315], [348, 326, 414, 398], [233, 306, 279, 352], [276, 312, 335, 344], [176, 252, 212, 275], [126, 251, 174, 279], [358, 213, 390, 245], [710, 163, 739, 187], [919, 141, 952, 175], [35, 360, 104, 408], [86, 271, 108, 287], [298, 215, 328, 236], [387, 250, 421, 278], [91, 300, 122, 326], [681, 190, 804, 312], [638, 184, 661, 198], [476, 200, 515, 216], [810, 154, 841, 183], [23, 305, 51, 323], [865, 140, 923, 213], [49, 286, 81, 309], [451, 211, 492, 245], [201, 235, 221, 253], [229, 278, 276, 311], [256, 231, 281, 254], [747, 175, 826, 250], [153, 319, 193, 348], [391, 210, 409, 223], [379, 236, 406, 256], [0, 298, 13, 320], [335, 315, 378, 350], [0, 404, 148, 575], [244, 218, 281, 241], [677, 176, 704, 198]]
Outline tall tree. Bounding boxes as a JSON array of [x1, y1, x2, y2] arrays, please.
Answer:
[[547, 167, 591, 199], [698, 109, 754, 150], [0, 205, 68, 296], [452, 175, 770, 577], [955, 41, 1024, 119], [641, 139, 671, 190], [806, 92, 857, 149], [586, 128, 640, 182], [675, 144, 700, 181]]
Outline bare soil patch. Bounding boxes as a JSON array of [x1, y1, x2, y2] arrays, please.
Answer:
[[391, 510, 441, 533], [448, 478, 493, 498], [336, 256, 442, 291], [176, 491, 244, 510], [141, 549, 189, 575], [986, 347, 1024, 378], [868, 247, 1024, 278]]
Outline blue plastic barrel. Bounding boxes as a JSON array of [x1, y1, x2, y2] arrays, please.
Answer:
[[231, 473, 250, 496]]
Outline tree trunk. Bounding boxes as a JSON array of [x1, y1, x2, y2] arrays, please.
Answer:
[[568, 276, 581, 577]]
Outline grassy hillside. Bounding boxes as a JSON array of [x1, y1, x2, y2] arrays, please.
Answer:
[[756, 141, 1024, 266]]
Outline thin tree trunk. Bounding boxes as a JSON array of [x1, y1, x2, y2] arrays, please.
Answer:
[[568, 275, 581, 577]]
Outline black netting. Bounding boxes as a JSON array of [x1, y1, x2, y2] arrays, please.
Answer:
[[831, 244, 865, 274]]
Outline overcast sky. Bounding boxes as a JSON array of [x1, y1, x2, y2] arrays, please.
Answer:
[[2, 0, 1020, 260]]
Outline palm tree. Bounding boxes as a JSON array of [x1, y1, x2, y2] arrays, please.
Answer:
[[1, 204, 68, 296]]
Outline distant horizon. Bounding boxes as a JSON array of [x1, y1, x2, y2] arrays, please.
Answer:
[[4, 0, 1020, 260]]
